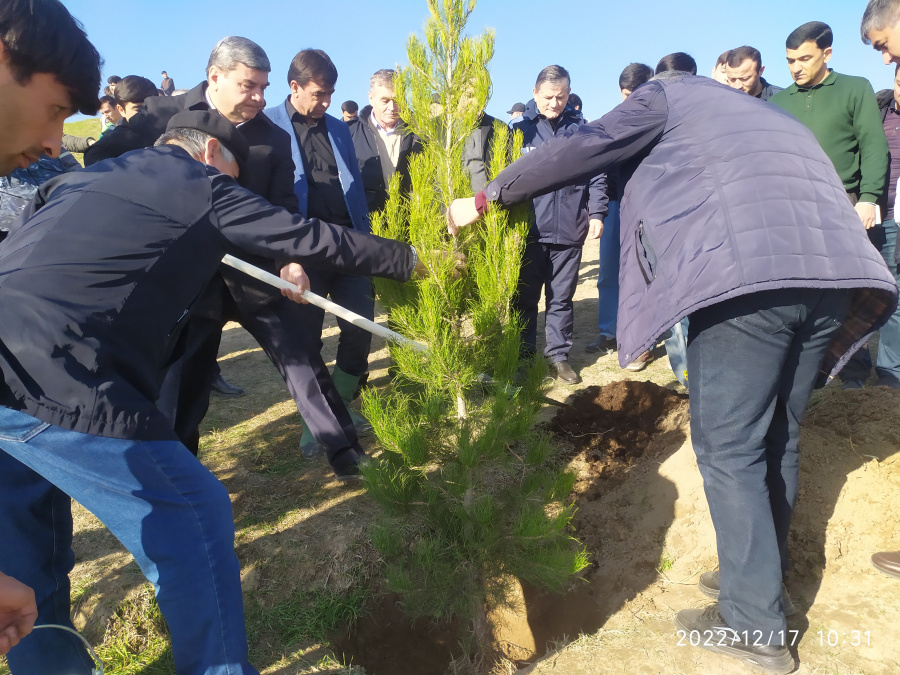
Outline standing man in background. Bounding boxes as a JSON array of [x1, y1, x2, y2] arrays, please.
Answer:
[[160, 69, 175, 95], [861, 0, 900, 582], [724, 46, 783, 100], [349, 69, 422, 213], [511, 64, 607, 385], [771, 21, 889, 390], [266, 48, 376, 458]]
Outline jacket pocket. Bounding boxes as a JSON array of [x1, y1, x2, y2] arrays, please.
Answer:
[[0, 408, 50, 442], [635, 220, 657, 284]]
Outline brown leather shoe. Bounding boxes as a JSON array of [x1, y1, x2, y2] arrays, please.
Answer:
[[872, 551, 900, 579]]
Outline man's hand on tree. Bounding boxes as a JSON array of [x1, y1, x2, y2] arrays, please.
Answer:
[[412, 251, 467, 280], [279, 263, 310, 304], [587, 218, 604, 240], [854, 201, 877, 230], [447, 197, 481, 236], [0, 572, 37, 656]]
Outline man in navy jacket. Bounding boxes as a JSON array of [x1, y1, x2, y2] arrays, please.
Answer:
[[512, 65, 607, 384], [0, 111, 421, 675], [449, 72, 897, 674]]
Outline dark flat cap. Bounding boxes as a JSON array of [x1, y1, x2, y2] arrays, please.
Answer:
[[165, 110, 249, 172], [507, 102, 526, 114], [340, 100, 358, 113]]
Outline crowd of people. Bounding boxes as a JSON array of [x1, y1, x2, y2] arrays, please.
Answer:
[[1, 0, 900, 673]]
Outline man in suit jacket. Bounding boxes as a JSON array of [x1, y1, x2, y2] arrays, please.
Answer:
[[266, 49, 377, 458]]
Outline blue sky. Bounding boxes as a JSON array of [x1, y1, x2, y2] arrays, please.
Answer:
[[63, 0, 892, 123]]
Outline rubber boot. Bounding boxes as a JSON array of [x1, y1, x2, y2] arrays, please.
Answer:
[[331, 366, 373, 436], [298, 424, 323, 459]]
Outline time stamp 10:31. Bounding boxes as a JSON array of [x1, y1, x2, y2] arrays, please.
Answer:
[[818, 630, 871, 647]]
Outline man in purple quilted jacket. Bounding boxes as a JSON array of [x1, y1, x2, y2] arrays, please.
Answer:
[[449, 71, 897, 674]]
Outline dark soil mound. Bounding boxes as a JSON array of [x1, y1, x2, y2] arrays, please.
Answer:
[[550, 380, 687, 461]]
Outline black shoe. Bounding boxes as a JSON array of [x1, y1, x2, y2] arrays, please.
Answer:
[[698, 570, 797, 616], [874, 375, 900, 389], [585, 334, 616, 355], [211, 373, 245, 398], [551, 360, 581, 384], [842, 378, 864, 391], [334, 455, 372, 483], [674, 604, 795, 674]]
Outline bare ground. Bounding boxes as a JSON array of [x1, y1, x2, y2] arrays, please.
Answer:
[[8, 242, 899, 675]]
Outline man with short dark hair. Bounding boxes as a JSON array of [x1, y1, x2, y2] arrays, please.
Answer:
[[265, 48, 376, 458], [771, 22, 888, 237], [448, 70, 897, 675], [341, 99, 358, 121], [511, 64, 607, 384], [349, 69, 422, 213], [97, 94, 122, 133], [0, 0, 99, 665], [772, 22, 890, 391], [0, 109, 422, 675], [112, 74, 159, 121], [160, 69, 174, 95], [725, 46, 782, 100]]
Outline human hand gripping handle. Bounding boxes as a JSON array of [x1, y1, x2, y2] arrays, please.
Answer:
[[0, 572, 37, 655], [279, 263, 311, 304]]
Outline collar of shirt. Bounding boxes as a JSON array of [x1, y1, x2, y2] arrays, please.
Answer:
[[204, 90, 247, 128], [286, 97, 322, 127], [794, 69, 837, 93], [370, 112, 400, 137]]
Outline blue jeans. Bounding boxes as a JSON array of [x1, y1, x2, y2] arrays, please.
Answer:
[[839, 219, 900, 384], [0, 407, 258, 675], [687, 288, 851, 643], [596, 200, 620, 338]]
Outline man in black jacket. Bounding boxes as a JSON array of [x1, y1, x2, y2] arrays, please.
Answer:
[[0, 111, 422, 675], [348, 68, 422, 212]]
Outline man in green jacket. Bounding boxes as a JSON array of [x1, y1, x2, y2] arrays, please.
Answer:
[[771, 21, 888, 233]]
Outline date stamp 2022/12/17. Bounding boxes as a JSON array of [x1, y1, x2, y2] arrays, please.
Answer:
[[676, 629, 872, 648], [676, 629, 801, 648]]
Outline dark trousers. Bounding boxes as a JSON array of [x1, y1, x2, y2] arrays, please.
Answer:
[[515, 240, 582, 361], [687, 288, 851, 642], [158, 294, 362, 472], [302, 269, 374, 378], [839, 219, 900, 385]]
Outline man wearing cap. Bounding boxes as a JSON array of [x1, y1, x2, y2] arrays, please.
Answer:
[[0, 109, 425, 675], [508, 101, 526, 121], [85, 37, 374, 480], [341, 100, 358, 121]]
